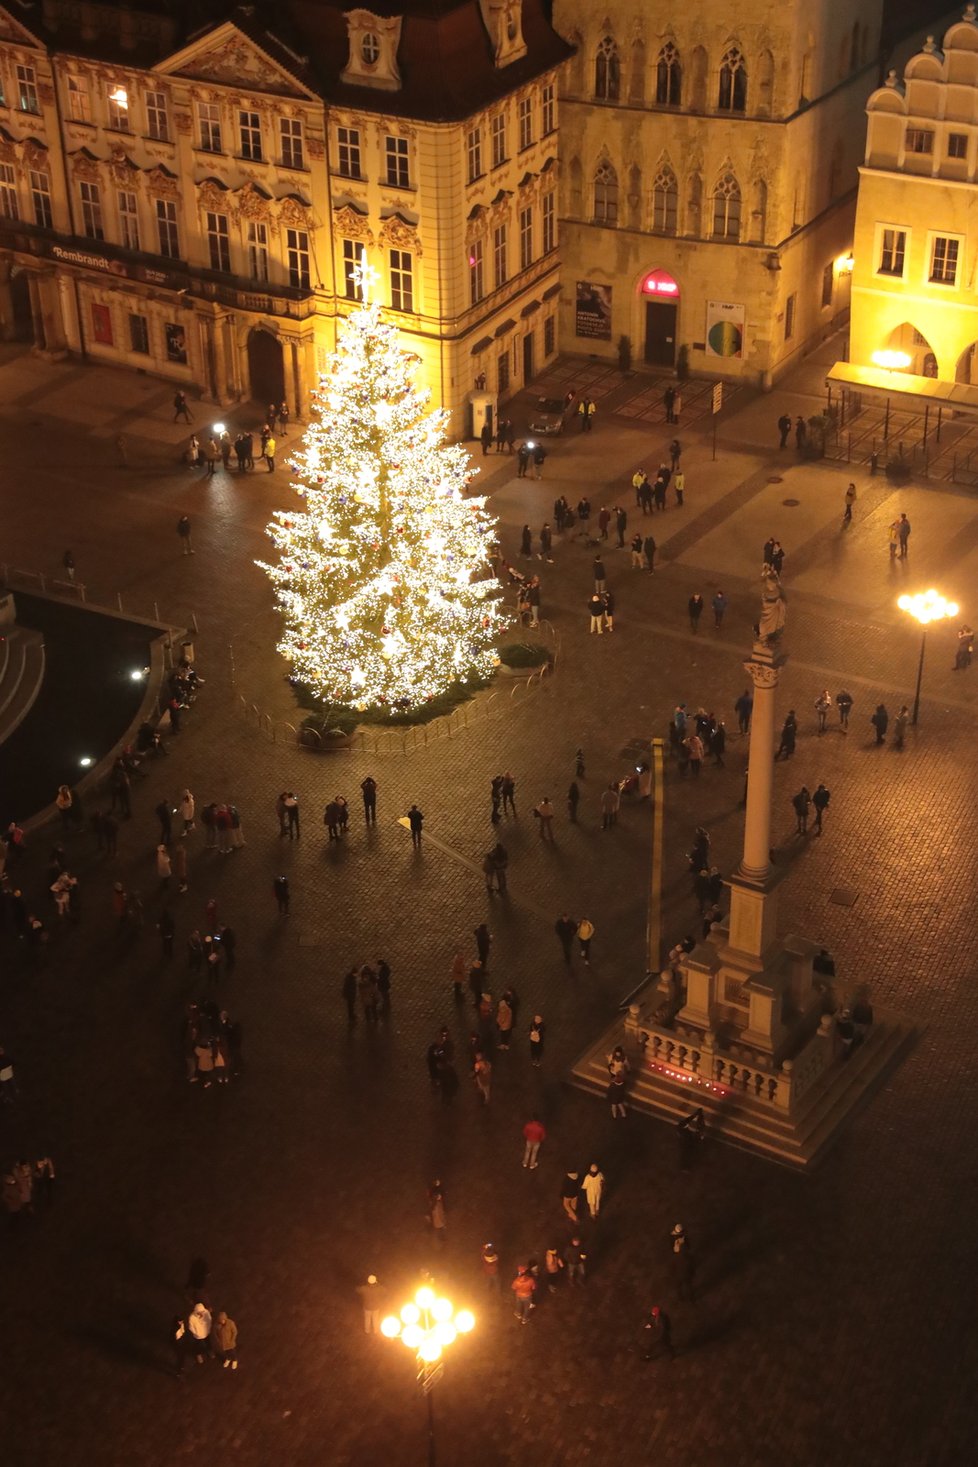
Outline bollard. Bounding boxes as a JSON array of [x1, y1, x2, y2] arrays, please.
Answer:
[[870, 450, 878, 476]]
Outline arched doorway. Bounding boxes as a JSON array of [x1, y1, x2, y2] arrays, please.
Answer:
[[247, 327, 285, 405], [9, 268, 34, 343], [641, 268, 679, 367], [878, 322, 936, 379]]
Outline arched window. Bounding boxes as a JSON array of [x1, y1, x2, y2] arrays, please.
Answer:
[[686, 171, 702, 235], [652, 163, 678, 233], [656, 42, 682, 106], [629, 38, 646, 105], [690, 46, 707, 111], [712, 172, 741, 239], [595, 37, 621, 102], [750, 179, 767, 242], [593, 159, 619, 224], [718, 46, 747, 112]]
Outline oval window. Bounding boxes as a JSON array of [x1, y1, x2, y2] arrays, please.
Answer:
[[361, 32, 381, 64]]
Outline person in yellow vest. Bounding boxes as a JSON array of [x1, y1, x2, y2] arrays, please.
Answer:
[[577, 397, 595, 431], [265, 433, 277, 472]]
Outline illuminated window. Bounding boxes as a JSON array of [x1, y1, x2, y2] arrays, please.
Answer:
[[469, 238, 484, 305], [107, 87, 130, 132], [17, 64, 39, 114]]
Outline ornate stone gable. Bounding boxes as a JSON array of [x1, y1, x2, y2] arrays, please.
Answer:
[[0, 6, 43, 49], [159, 23, 314, 100]]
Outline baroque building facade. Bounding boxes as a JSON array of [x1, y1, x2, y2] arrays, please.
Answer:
[[847, 5, 978, 388], [0, 1, 569, 433], [551, 0, 883, 385]]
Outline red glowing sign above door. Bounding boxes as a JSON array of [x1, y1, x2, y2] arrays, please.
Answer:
[[641, 269, 680, 297]]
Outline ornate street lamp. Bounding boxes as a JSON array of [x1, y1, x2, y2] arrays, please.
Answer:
[[381, 1285, 474, 1467], [898, 589, 960, 725]]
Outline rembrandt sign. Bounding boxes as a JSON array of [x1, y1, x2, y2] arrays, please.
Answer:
[[47, 242, 180, 290], [52, 244, 126, 273]]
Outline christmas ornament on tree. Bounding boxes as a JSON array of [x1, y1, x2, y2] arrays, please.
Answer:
[[258, 264, 506, 712]]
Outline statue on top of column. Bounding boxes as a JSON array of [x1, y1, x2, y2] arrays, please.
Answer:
[[755, 565, 787, 644]]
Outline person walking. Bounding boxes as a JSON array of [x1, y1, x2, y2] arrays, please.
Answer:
[[405, 804, 423, 847], [174, 390, 193, 423], [600, 783, 620, 829], [582, 1163, 604, 1219], [564, 1236, 587, 1286], [792, 786, 811, 835], [533, 797, 555, 841], [555, 912, 577, 966], [588, 592, 605, 635], [529, 1013, 545, 1067], [688, 593, 704, 633], [511, 1265, 536, 1323], [204, 439, 218, 476], [212, 1310, 239, 1368], [630, 532, 645, 570], [273, 875, 290, 915], [482, 1243, 501, 1296], [711, 591, 727, 629], [871, 703, 889, 745], [836, 689, 853, 730], [501, 772, 516, 816], [496, 994, 513, 1049], [815, 689, 831, 734], [578, 396, 595, 431], [516, 442, 530, 478], [894, 704, 910, 749], [663, 384, 676, 423], [593, 556, 606, 594], [888, 521, 900, 559], [608, 1073, 628, 1118], [843, 482, 856, 525], [812, 782, 830, 834], [522, 1114, 546, 1169], [775, 711, 797, 759], [777, 412, 791, 449], [532, 443, 546, 479], [669, 438, 682, 471], [602, 590, 616, 633], [179, 790, 196, 835], [684, 732, 704, 778], [795, 416, 807, 451], [735, 689, 753, 735], [673, 468, 685, 507], [577, 916, 595, 965], [560, 1171, 580, 1222], [356, 1275, 387, 1335], [473, 1051, 492, 1104], [360, 776, 377, 826], [480, 420, 492, 456], [177, 515, 194, 555], [615, 506, 627, 548], [670, 1225, 695, 1302], [641, 1306, 675, 1362], [188, 1302, 212, 1364], [474, 922, 492, 967], [598, 506, 611, 540], [897, 512, 911, 557], [284, 791, 300, 837]]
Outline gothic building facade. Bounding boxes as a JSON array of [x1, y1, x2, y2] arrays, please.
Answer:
[[0, 1, 569, 432], [552, 0, 884, 384]]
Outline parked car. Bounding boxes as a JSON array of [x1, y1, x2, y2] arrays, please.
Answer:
[[528, 392, 576, 436]]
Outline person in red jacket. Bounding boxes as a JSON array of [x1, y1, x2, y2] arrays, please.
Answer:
[[521, 1114, 546, 1169], [511, 1265, 536, 1323]]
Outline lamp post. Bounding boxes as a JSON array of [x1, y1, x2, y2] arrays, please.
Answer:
[[381, 1285, 474, 1467], [898, 589, 959, 725]]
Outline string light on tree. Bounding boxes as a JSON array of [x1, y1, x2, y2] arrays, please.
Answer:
[[258, 262, 506, 712]]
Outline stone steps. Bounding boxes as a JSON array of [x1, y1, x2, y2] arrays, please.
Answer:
[[568, 1014, 915, 1169], [0, 627, 46, 745]]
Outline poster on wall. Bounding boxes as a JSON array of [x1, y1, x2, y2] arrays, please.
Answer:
[[90, 302, 113, 346], [705, 300, 745, 359], [165, 323, 188, 364], [575, 280, 612, 340]]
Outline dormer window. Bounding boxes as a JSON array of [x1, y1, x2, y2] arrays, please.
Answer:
[[342, 10, 403, 91]]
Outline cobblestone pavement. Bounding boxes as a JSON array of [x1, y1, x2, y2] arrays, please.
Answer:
[[1, 343, 977, 1467]]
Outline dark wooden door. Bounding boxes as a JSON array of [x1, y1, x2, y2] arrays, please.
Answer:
[[644, 301, 678, 367]]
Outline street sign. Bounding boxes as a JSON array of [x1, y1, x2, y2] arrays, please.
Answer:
[[712, 382, 723, 414]]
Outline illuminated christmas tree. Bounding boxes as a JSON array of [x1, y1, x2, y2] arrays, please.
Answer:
[[259, 269, 506, 713]]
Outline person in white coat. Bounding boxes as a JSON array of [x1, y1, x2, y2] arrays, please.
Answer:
[[188, 1301, 212, 1363], [582, 1163, 605, 1219], [179, 790, 196, 835]]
